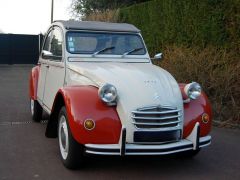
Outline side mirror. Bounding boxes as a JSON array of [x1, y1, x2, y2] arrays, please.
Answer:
[[42, 50, 53, 59], [151, 52, 163, 60]]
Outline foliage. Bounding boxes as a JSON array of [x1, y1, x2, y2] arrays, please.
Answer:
[[71, 0, 150, 17], [154, 46, 240, 123], [118, 0, 240, 53], [83, 9, 119, 22]]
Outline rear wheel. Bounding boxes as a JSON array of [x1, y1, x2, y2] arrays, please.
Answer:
[[30, 98, 42, 122], [58, 106, 84, 169]]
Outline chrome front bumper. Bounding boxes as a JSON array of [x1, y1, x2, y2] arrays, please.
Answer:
[[84, 123, 211, 156]]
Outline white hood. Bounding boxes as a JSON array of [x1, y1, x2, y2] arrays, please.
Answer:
[[67, 61, 183, 143]]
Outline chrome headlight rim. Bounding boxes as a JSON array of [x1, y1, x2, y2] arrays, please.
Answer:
[[184, 82, 202, 100], [98, 83, 117, 106]]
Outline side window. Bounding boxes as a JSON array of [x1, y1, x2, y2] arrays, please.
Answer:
[[43, 31, 52, 51], [50, 27, 63, 60]]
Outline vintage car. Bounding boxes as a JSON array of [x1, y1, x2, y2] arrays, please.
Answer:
[[29, 20, 212, 169]]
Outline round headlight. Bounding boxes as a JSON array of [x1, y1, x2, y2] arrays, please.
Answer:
[[184, 82, 202, 100], [98, 83, 117, 105]]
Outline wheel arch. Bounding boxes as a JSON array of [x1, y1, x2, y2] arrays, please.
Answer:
[[45, 91, 65, 138], [45, 86, 122, 145], [179, 83, 212, 138]]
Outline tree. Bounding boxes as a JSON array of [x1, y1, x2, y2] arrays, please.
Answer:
[[71, 0, 150, 17]]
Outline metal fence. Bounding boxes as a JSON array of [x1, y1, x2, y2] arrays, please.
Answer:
[[0, 34, 44, 64]]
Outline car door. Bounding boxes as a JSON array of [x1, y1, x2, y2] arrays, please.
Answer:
[[42, 26, 65, 112], [37, 29, 52, 105]]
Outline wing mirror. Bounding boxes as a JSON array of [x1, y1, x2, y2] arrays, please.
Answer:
[[151, 52, 163, 61], [42, 50, 53, 59]]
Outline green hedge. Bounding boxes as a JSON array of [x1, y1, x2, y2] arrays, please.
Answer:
[[118, 0, 240, 54]]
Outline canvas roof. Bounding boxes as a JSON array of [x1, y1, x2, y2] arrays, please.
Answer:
[[56, 20, 140, 33]]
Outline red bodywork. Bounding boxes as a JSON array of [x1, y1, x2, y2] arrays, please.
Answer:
[[179, 83, 212, 138], [54, 86, 122, 144], [29, 65, 40, 100]]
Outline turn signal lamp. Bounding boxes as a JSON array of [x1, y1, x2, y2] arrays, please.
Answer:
[[202, 113, 210, 124], [84, 119, 95, 130]]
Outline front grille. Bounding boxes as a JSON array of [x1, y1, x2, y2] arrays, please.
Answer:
[[132, 106, 181, 130]]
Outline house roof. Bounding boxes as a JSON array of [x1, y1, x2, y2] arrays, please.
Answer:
[[55, 20, 140, 33]]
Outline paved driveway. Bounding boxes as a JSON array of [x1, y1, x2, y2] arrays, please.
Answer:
[[0, 65, 240, 180]]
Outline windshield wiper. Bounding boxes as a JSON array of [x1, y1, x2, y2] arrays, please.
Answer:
[[122, 47, 144, 57], [92, 46, 115, 57]]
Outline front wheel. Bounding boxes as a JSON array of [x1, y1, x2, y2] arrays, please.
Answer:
[[30, 98, 42, 122], [58, 106, 84, 169]]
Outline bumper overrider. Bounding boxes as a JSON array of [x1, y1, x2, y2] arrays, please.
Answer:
[[84, 122, 211, 156]]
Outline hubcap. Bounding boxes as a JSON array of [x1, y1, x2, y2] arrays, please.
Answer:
[[58, 115, 69, 160], [30, 99, 34, 116]]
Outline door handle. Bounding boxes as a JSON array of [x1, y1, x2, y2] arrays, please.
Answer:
[[46, 65, 50, 68]]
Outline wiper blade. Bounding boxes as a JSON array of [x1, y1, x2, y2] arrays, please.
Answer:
[[122, 47, 143, 57], [92, 46, 115, 57]]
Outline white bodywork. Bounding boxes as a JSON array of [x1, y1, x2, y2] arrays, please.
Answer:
[[37, 22, 211, 151]]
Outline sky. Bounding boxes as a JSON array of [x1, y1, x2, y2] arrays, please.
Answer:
[[0, 0, 73, 35]]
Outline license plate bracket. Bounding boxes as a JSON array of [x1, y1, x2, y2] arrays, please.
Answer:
[[134, 130, 181, 143]]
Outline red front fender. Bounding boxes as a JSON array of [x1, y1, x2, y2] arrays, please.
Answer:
[[179, 84, 212, 138], [55, 86, 122, 144]]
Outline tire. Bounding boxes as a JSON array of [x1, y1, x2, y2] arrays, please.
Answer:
[[30, 98, 43, 122], [58, 106, 84, 169]]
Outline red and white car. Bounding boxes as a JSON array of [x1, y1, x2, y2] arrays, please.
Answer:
[[29, 20, 212, 169]]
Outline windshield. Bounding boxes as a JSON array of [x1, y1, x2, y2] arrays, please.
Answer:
[[66, 31, 146, 55]]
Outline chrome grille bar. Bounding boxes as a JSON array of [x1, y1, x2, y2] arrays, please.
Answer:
[[132, 109, 181, 115], [132, 120, 181, 126], [131, 114, 181, 120]]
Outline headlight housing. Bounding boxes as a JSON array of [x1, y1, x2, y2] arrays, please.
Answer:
[[98, 83, 117, 106], [184, 82, 202, 100]]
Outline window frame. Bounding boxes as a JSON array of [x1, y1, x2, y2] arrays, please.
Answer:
[[65, 31, 147, 55], [42, 28, 53, 53], [41, 26, 64, 62]]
